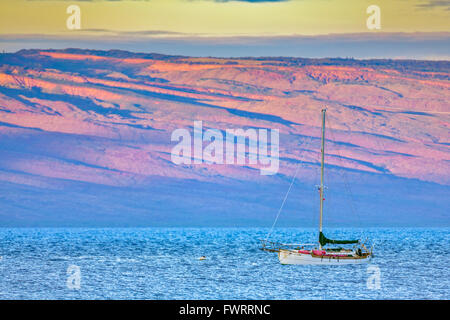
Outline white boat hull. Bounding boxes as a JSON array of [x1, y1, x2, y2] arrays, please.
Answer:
[[278, 249, 371, 265]]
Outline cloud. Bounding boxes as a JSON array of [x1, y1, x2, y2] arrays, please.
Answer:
[[416, 0, 450, 10], [79, 29, 188, 36]]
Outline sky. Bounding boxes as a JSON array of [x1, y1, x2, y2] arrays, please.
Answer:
[[0, 0, 449, 58]]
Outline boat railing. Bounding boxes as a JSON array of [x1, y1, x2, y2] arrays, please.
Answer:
[[259, 239, 316, 252]]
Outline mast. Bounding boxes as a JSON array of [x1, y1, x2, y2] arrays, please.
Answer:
[[319, 109, 326, 249]]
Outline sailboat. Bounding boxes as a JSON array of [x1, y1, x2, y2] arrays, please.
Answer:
[[261, 109, 373, 265]]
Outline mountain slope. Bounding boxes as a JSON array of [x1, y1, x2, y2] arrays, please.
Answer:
[[0, 49, 448, 226]]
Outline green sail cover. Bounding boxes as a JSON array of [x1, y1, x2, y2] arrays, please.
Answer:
[[319, 232, 359, 246]]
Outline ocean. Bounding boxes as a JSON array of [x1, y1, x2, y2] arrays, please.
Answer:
[[0, 228, 448, 300]]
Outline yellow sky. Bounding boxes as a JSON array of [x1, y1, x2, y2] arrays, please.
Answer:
[[0, 0, 449, 36]]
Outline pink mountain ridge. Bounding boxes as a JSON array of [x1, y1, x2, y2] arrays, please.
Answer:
[[0, 49, 448, 226]]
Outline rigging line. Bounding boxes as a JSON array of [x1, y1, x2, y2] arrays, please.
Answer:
[[359, 107, 393, 239], [263, 132, 314, 244], [264, 160, 301, 244]]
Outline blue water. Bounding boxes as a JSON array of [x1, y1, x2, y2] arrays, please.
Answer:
[[0, 228, 448, 299]]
